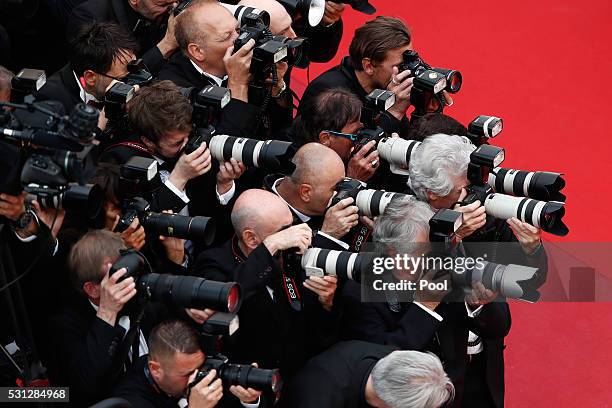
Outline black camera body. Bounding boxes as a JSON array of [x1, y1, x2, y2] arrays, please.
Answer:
[[272, 35, 309, 68], [124, 59, 153, 87], [398, 50, 462, 117], [330, 177, 366, 208], [193, 354, 282, 394], [233, 12, 288, 87], [353, 89, 395, 154], [104, 82, 135, 124]]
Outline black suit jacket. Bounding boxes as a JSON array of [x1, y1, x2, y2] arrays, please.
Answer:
[[157, 52, 261, 138], [294, 19, 344, 63], [194, 237, 341, 378], [34, 63, 82, 114], [47, 295, 169, 407], [279, 340, 396, 408], [341, 281, 511, 407], [67, 0, 168, 74]]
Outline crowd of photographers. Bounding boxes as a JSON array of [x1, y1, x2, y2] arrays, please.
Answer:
[[0, 0, 567, 407]]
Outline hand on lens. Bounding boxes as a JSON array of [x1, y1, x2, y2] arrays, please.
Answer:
[[321, 197, 359, 239]]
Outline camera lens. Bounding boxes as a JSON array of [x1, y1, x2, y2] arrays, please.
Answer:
[[208, 135, 294, 172], [138, 274, 242, 313], [64, 103, 99, 141], [301, 248, 375, 283], [488, 168, 566, 202], [355, 189, 407, 217], [220, 364, 282, 393], [142, 213, 216, 245], [466, 261, 541, 302]]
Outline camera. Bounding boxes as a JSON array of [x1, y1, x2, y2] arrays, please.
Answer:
[[488, 168, 566, 202], [180, 84, 231, 133], [272, 35, 310, 68], [221, 3, 271, 26], [232, 12, 288, 86], [397, 50, 462, 117], [466, 115, 503, 146], [463, 144, 568, 236], [115, 196, 216, 245], [330, 177, 408, 216], [103, 82, 136, 135], [110, 250, 242, 313], [123, 59, 153, 87], [192, 355, 282, 394], [376, 136, 422, 176], [428, 210, 542, 302], [352, 89, 396, 154], [10, 68, 46, 104]]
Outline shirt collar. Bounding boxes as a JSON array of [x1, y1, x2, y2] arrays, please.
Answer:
[[272, 178, 310, 223], [73, 71, 101, 104], [189, 60, 227, 87]]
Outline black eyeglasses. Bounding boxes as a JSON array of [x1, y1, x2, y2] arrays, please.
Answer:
[[323, 130, 358, 142]]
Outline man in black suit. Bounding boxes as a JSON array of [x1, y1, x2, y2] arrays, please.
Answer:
[[194, 189, 341, 378], [341, 196, 512, 408], [280, 340, 455, 408], [113, 320, 262, 408], [67, 0, 179, 74], [35, 22, 137, 116], [48, 230, 215, 407], [262, 143, 360, 250], [158, 0, 259, 138], [299, 16, 417, 138]]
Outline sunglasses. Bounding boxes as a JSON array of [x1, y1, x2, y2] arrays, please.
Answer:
[[324, 130, 358, 142]]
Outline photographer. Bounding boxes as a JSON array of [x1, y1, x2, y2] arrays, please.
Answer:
[[100, 81, 239, 222], [291, 87, 383, 183], [158, 0, 260, 137], [264, 143, 360, 250], [299, 16, 415, 138], [195, 189, 340, 378], [113, 319, 262, 407], [341, 196, 511, 407], [408, 134, 547, 267], [47, 230, 215, 406], [290, 1, 345, 63], [281, 341, 454, 408], [67, 0, 179, 74], [405, 112, 468, 142], [35, 22, 137, 118]]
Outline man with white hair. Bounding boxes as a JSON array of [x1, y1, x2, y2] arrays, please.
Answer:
[[408, 133, 543, 255], [341, 195, 512, 407], [281, 340, 454, 408]]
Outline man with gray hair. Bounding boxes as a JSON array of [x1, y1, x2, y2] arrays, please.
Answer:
[[281, 340, 454, 408], [408, 133, 543, 255], [0, 65, 13, 102], [341, 195, 511, 407]]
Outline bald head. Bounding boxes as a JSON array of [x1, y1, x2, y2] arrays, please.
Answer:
[[291, 143, 345, 186], [232, 189, 293, 237], [238, 0, 295, 37]]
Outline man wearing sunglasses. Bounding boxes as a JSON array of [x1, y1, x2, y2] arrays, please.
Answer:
[[292, 87, 380, 183], [36, 22, 137, 121]]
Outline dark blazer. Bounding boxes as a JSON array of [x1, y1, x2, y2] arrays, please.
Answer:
[[34, 63, 82, 114], [341, 281, 511, 407], [262, 174, 348, 251], [279, 340, 396, 408], [194, 237, 341, 378], [157, 52, 261, 138], [47, 295, 169, 407], [294, 19, 344, 64], [67, 0, 168, 74]]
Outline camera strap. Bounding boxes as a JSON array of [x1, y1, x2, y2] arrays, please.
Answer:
[[349, 224, 372, 252], [102, 140, 153, 157]]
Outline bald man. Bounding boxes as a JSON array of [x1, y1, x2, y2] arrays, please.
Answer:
[[194, 189, 342, 379], [157, 0, 260, 137], [263, 143, 359, 250]]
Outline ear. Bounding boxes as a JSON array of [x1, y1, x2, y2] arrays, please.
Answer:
[[140, 136, 156, 151], [82, 70, 97, 91], [426, 190, 438, 203], [127, 0, 139, 9], [362, 58, 375, 75], [318, 131, 331, 146], [187, 43, 206, 63], [298, 183, 313, 203], [149, 359, 162, 380], [82, 281, 100, 300], [242, 229, 260, 250]]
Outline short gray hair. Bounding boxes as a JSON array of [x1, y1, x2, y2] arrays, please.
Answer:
[[408, 134, 475, 202], [0, 65, 14, 94], [371, 350, 455, 408], [373, 195, 434, 253]]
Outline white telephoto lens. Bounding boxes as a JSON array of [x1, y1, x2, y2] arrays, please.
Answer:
[[252, 140, 265, 168], [355, 189, 376, 217], [209, 135, 229, 162], [232, 137, 247, 164]]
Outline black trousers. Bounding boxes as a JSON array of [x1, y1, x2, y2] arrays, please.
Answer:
[[462, 352, 496, 408]]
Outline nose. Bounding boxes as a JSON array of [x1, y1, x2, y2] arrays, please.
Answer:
[[287, 27, 297, 39]]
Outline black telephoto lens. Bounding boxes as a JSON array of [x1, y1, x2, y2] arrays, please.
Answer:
[[220, 365, 282, 393], [62, 184, 104, 219], [143, 213, 216, 245], [110, 251, 145, 282], [138, 274, 242, 313], [65, 103, 99, 141]]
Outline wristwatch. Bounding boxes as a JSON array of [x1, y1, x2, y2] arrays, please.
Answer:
[[11, 207, 35, 231], [272, 81, 287, 99]]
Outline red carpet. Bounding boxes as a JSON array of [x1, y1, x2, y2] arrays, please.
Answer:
[[292, 1, 612, 405]]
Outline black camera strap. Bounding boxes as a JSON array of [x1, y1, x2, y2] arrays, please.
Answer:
[[349, 224, 372, 253]]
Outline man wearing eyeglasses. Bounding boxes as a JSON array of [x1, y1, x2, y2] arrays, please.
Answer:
[[35, 22, 137, 125]]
